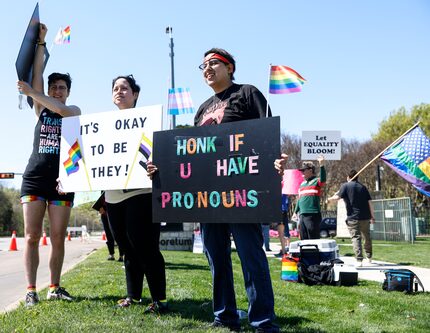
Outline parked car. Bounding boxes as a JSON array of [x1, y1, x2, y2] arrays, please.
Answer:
[[320, 217, 337, 238]]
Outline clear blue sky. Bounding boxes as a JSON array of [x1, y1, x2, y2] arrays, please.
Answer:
[[1, 0, 429, 189]]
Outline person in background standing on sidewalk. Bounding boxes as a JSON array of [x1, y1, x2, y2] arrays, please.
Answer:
[[17, 23, 81, 307], [327, 169, 375, 267], [274, 194, 291, 257], [92, 192, 124, 262], [262, 224, 272, 252]]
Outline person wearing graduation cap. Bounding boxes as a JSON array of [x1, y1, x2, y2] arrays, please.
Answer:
[[17, 23, 81, 307]]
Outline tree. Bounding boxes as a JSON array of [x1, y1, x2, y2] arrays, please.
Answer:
[[0, 189, 14, 235], [372, 103, 430, 142], [1, 187, 24, 235]]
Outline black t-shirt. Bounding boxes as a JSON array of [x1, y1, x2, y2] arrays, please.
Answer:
[[194, 83, 271, 126], [23, 108, 63, 178], [338, 181, 372, 220]]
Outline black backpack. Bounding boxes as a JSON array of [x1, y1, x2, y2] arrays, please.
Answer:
[[382, 269, 425, 293], [297, 259, 344, 286]]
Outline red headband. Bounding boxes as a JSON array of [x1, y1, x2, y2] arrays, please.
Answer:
[[210, 53, 231, 65]]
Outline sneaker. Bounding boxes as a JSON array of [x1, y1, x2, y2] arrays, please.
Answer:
[[46, 287, 73, 301], [355, 260, 363, 268], [265, 248, 272, 252], [367, 258, 372, 264], [117, 256, 124, 262], [144, 301, 169, 314], [116, 297, 141, 308], [274, 251, 284, 258], [211, 321, 241, 332], [107, 255, 115, 261], [25, 291, 39, 307], [255, 324, 280, 333]]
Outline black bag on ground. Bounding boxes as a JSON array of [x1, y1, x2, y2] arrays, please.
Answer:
[[297, 259, 344, 286], [297, 262, 334, 285], [382, 269, 425, 293]]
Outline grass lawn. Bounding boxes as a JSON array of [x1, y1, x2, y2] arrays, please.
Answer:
[[1, 241, 429, 332], [337, 237, 430, 268]]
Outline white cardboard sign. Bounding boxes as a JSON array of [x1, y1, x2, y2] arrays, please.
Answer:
[[301, 130, 341, 160], [59, 105, 163, 192]]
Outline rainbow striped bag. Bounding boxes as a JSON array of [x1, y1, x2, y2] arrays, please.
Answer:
[[281, 255, 299, 282]]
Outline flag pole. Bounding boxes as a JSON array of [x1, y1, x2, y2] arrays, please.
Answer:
[[266, 64, 272, 117], [350, 121, 420, 181]]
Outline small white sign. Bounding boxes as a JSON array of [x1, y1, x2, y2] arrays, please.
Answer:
[[336, 200, 350, 238], [384, 210, 394, 218], [59, 105, 163, 192], [301, 130, 341, 160], [192, 233, 204, 253]]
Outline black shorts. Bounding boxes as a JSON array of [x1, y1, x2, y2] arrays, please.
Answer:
[[21, 174, 74, 204]]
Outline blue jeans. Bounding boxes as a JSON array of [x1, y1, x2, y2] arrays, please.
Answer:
[[262, 224, 271, 250], [201, 223, 277, 329]]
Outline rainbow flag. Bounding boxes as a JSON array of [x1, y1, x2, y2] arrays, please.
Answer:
[[381, 126, 430, 197], [54, 26, 71, 45], [281, 256, 299, 282], [269, 65, 306, 94], [167, 88, 195, 115], [138, 134, 153, 170], [63, 140, 82, 175]]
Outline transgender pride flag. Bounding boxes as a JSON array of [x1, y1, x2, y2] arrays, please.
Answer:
[[167, 88, 195, 115], [269, 65, 306, 94]]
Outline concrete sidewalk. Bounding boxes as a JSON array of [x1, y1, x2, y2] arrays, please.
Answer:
[[0, 236, 106, 313], [266, 242, 429, 291]]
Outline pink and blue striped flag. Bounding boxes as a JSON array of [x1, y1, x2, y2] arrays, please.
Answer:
[[167, 88, 195, 115], [54, 26, 71, 45], [269, 65, 306, 94], [381, 126, 430, 197]]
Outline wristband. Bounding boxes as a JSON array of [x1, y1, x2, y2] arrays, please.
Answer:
[[37, 42, 46, 46]]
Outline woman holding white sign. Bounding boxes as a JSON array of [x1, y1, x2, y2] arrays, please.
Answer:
[[17, 23, 81, 307], [105, 75, 167, 313]]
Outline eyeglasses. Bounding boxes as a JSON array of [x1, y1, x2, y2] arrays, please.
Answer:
[[198, 59, 225, 70], [48, 85, 67, 92]]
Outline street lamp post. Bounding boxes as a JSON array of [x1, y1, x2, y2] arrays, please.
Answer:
[[166, 26, 176, 129], [376, 164, 383, 192]]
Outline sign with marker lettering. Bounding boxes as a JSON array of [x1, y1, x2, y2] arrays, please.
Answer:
[[301, 130, 341, 160], [58, 105, 163, 192], [152, 117, 281, 223]]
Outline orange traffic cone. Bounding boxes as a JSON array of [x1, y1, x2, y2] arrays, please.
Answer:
[[67, 231, 72, 241], [9, 231, 18, 251], [41, 231, 48, 246], [101, 231, 106, 241]]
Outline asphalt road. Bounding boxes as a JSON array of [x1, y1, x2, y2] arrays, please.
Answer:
[[0, 236, 105, 313]]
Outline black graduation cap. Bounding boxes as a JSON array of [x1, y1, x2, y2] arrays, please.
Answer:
[[15, 3, 49, 108]]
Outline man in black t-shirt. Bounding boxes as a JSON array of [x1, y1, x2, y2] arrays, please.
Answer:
[[196, 48, 283, 333], [148, 48, 286, 332], [328, 169, 375, 266]]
